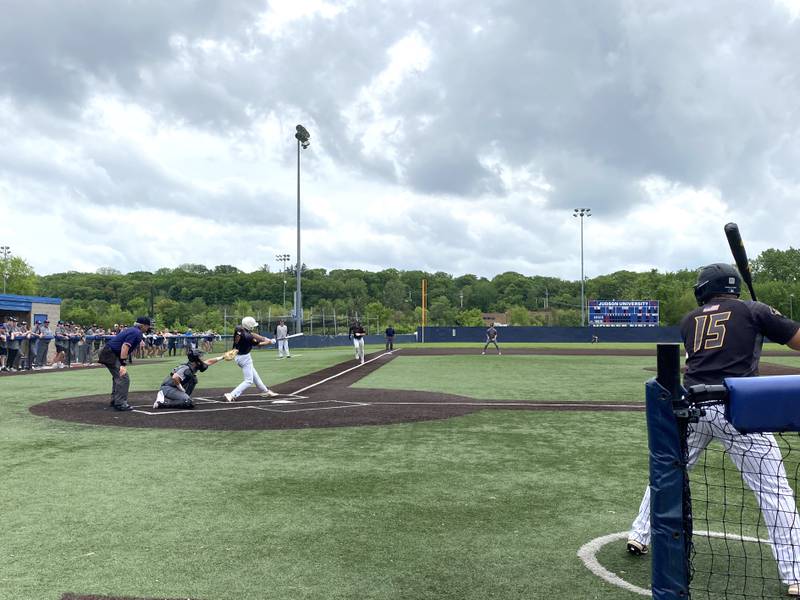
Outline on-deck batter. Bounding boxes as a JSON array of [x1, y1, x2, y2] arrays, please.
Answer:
[[626, 263, 800, 596]]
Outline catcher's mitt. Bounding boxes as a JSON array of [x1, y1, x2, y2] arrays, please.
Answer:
[[222, 349, 239, 361]]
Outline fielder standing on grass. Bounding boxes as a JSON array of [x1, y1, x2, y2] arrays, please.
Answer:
[[153, 347, 222, 409], [349, 320, 366, 364], [626, 263, 800, 596], [482, 323, 501, 355], [224, 316, 278, 402], [97, 316, 152, 411]]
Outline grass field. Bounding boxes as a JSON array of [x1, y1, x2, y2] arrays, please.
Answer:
[[3, 343, 786, 600]]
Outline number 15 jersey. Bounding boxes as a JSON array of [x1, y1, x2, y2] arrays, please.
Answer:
[[680, 298, 799, 387]]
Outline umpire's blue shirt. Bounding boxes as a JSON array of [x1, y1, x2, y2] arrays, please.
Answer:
[[106, 327, 144, 357]]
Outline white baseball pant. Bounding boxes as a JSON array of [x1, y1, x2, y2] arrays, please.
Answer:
[[277, 339, 290, 357], [230, 352, 269, 398], [628, 403, 800, 584], [353, 337, 365, 362]]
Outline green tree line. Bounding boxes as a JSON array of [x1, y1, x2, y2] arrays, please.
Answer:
[[2, 248, 798, 333]]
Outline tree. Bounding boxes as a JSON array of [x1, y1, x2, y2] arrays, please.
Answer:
[[455, 308, 484, 327], [96, 267, 122, 276], [507, 305, 532, 326], [178, 264, 210, 274], [3, 256, 37, 295]]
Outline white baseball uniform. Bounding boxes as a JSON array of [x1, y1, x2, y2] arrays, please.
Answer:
[[276, 324, 290, 357]]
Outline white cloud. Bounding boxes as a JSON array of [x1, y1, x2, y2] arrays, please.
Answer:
[[2, 0, 800, 282]]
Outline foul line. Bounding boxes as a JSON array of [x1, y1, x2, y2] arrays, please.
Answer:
[[291, 349, 400, 396], [367, 401, 642, 410]]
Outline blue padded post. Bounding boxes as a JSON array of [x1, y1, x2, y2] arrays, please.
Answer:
[[649, 344, 690, 599], [725, 375, 800, 434]]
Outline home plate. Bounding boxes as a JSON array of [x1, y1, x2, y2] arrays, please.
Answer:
[[271, 399, 296, 404]]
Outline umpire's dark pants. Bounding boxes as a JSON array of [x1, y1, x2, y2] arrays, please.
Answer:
[[99, 347, 130, 408]]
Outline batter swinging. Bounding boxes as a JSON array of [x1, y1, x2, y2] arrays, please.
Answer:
[[224, 316, 278, 402]]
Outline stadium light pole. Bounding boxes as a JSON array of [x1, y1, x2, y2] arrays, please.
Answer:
[[1, 245, 10, 294], [276, 253, 290, 309], [791, 294, 795, 321], [573, 208, 591, 326], [294, 125, 310, 334]]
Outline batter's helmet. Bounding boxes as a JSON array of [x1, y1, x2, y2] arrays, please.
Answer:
[[694, 263, 741, 306], [241, 316, 258, 331]]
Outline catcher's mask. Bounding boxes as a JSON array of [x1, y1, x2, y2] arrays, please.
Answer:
[[186, 348, 208, 371]]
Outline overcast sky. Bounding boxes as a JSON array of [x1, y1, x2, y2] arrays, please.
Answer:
[[2, 0, 800, 281]]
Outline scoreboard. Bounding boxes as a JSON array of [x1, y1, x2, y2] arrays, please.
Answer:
[[588, 300, 659, 327]]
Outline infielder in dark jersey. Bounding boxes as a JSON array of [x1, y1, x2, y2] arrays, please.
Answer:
[[349, 321, 366, 363], [153, 348, 221, 409], [224, 316, 278, 402], [627, 263, 800, 596]]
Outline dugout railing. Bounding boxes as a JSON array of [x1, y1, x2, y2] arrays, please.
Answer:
[[647, 344, 800, 599]]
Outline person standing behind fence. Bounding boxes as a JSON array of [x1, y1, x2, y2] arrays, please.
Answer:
[[275, 319, 291, 358], [98, 316, 152, 411], [6, 317, 21, 370], [36, 320, 53, 367], [385, 325, 395, 351], [482, 324, 501, 355], [53, 321, 69, 368]]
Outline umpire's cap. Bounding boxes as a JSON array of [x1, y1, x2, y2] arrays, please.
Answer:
[[694, 263, 741, 306], [135, 316, 152, 327]]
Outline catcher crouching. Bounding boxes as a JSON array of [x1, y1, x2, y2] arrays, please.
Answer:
[[153, 347, 222, 409]]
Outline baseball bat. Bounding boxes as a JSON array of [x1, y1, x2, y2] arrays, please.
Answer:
[[724, 222, 757, 301], [286, 333, 304, 339]]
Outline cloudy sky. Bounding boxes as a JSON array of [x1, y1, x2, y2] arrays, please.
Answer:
[[2, 0, 800, 281]]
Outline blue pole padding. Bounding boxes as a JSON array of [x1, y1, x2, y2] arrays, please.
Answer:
[[725, 374, 800, 434], [646, 377, 690, 599]]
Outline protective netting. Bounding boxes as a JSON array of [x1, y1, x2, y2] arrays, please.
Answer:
[[685, 405, 800, 599]]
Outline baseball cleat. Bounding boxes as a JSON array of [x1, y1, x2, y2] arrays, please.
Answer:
[[626, 540, 648, 556], [788, 583, 800, 596], [224, 392, 235, 402], [153, 390, 165, 409], [261, 390, 279, 398]]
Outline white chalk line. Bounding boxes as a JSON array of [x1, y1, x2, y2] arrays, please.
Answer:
[[364, 401, 640, 409], [290, 349, 399, 396], [578, 530, 773, 597]]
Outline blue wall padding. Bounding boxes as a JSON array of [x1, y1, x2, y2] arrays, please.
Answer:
[[647, 378, 690, 599], [418, 326, 682, 343], [725, 375, 800, 434]]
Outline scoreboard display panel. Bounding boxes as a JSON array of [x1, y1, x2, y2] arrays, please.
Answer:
[[588, 300, 659, 327]]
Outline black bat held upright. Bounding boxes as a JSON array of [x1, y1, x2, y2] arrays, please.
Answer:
[[724, 222, 757, 302]]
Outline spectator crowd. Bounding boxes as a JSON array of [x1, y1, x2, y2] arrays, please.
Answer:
[[0, 317, 220, 373]]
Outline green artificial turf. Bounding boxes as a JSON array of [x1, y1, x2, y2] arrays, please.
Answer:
[[7, 343, 790, 600], [353, 354, 657, 402]]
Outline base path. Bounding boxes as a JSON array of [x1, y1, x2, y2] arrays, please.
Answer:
[[29, 348, 800, 431]]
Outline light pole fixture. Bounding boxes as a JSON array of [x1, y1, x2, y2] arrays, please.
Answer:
[[276, 253, 290, 309], [1, 245, 10, 295], [572, 208, 592, 326], [294, 124, 311, 334]]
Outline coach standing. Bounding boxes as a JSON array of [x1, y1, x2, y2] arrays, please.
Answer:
[[98, 316, 152, 411], [384, 325, 395, 351]]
